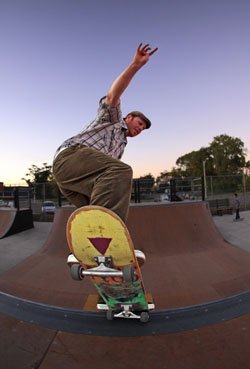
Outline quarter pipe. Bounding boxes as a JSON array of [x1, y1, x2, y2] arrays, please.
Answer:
[[0, 208, 33, 239]]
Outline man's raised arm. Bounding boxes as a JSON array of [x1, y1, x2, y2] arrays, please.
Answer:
[[106, 43, 158, 107]]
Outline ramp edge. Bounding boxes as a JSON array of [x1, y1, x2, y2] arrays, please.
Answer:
[[0, 290, 250, 336]]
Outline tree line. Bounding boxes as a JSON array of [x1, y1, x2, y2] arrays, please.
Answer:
[[141, 134, 249, 183]]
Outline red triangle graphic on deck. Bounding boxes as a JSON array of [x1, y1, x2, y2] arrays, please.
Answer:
[[88, 238, 112, 255]]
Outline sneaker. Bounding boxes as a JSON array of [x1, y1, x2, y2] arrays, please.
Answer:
[[134, 250, 146, 267], [67, 253, 79, 267]]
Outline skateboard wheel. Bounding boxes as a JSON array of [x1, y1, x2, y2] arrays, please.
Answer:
[[106, 310, 114, 321], [123, 265, 135, 282], [70, 264, 84, 280], [140, 311, 149, 323]]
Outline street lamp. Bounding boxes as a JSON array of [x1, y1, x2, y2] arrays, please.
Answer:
[[203, 160, 207, 199]]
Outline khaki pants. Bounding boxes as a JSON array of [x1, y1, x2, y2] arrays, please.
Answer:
[[53, 145, 133, 222]]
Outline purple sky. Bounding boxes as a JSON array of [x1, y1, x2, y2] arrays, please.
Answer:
[[1, 0, 250, 184]]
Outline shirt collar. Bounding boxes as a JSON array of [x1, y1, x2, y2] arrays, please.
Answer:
[[122, 119, 128, 131]]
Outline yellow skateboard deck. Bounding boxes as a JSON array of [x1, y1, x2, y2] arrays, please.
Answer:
[[66, 205, 152, 321]]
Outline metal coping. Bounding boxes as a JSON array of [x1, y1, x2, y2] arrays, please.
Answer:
[[0, 290, 250, 337], [130, 200, 205, 209]]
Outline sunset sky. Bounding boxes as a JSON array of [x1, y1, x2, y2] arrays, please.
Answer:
[[1, 0, 250, 185]]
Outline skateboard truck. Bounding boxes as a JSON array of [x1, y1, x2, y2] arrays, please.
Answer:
[[114, 305, 141, 319], [98, 302, 155, 322], [106, 305, 150, 323], [94, 255, 114, 268], [70, 255, 136, 282]]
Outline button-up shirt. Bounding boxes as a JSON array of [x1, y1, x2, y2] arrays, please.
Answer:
[[54, 96, 128, 160]]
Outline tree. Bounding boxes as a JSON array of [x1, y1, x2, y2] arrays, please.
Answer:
[[176, 147, 214, 177], [210, 134, 247, 175], [138, 173, 155, 192], [174, 134, 247, 177], [22, 163, 56, 200], [155, 171, 168, 193], [22, 163, 53, 186]]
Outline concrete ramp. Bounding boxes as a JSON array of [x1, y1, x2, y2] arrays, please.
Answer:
[[127, 202, 250, 308], [128, 201, 225, 255], [0, 209, 33, 239], [1, 202, 250, 310], [0, 207, 86, 308], [2, 202, 250, 369]]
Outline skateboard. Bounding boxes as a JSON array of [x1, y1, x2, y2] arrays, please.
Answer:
[[66, 205, 154, 322]]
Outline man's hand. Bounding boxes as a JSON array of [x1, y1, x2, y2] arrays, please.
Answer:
[[133, 43, 158, 67]]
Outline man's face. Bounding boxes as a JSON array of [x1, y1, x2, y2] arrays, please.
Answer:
[[125, 115, 147, 137]]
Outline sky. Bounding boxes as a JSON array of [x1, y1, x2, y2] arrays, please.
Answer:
[[1, 0, 250, 185]]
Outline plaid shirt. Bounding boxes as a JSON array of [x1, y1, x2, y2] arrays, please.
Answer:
[[54, 97, 128, 160]]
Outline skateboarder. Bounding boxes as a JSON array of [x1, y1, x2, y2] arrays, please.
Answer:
[[53, 43, 158, 223], [234, 193, 240, 220]]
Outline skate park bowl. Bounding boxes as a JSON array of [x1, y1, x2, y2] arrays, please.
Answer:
[[1, 202, 250, 368]]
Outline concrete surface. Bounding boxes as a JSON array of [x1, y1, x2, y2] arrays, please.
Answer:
[[213, 210, 250, 253], [0, 221, 52, 274]]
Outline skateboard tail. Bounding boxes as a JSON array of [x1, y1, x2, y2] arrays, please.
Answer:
[[94, 280, 148, 311]]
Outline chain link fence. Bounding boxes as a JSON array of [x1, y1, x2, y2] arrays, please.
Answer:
[[23, 179, 204, 215], [205, 174, 250, 210], [0, 187, 32, 210], [132, 175, 250, 210], [132, 177, 204, 203], [2, 175, 249, 218]]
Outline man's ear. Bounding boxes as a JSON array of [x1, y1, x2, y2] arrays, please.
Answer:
[[125, 114, 132, 122]]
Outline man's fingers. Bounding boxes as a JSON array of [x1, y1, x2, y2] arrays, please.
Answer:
[[138, 43, 158, 56], [141, 44, 149, 52], [137, 43, 143, 52], [149, 47, 158, 56]]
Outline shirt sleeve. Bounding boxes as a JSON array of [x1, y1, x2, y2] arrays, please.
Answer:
[[98, 96, 123, 125]]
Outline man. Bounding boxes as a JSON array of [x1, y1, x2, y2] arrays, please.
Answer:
[[53, 43, 158, 223], [234, 193, 240, 220]]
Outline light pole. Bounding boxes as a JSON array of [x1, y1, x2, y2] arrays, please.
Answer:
[[203, 160, 207, 199]]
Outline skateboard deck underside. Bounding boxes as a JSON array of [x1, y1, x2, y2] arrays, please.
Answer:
[[67, 206, 148, 312], [94, 279, 148, 311]]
